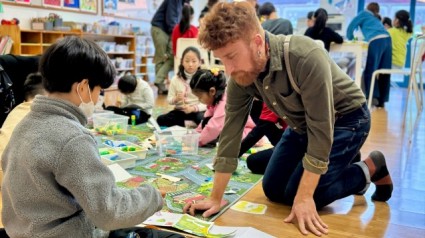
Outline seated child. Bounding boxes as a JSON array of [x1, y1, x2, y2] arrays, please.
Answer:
[[1, 36, 169, 237], [239, 103, 287, 174], [190, 68, 256, 147], [157, 46, 206, 128], [0, 72, 45, 187], [106, 74, 154, 124]]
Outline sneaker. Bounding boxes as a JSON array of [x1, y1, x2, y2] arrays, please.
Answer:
[[364, 151, 393, 202]]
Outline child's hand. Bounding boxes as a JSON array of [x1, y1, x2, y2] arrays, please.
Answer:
[[175, 92, 185, 102]]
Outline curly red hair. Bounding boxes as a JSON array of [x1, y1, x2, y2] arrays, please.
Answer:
[[198, 1, 263, 50]]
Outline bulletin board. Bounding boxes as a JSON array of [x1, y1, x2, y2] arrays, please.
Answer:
[[1, 0, 97, 14], [102, 0, 162, 21]]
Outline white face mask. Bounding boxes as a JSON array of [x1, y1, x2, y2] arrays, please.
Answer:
[[77, 83, 95, 118]]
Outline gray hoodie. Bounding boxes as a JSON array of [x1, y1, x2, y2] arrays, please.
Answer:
[[1, 95, 163, 237]]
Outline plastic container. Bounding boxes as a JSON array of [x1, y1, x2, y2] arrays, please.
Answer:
[[87, 110, 114, 129], [99, 147, 137, 169], [155, 128, 200, 156], [103, 140, 148, 159], [93, 114, 129, 135]]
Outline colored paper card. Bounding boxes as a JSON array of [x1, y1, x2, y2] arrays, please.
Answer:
[[173, 214, 214, 237], [144, 211, 182, 227], [230, 201, 267, 214]]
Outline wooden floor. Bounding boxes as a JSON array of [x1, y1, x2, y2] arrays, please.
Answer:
[[1, 87, 424, 237]]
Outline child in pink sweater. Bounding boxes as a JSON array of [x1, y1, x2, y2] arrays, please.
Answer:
[[190, 68, 255, 147]]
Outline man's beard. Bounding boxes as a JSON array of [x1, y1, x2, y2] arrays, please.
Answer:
[[231, 51, 265, 87]]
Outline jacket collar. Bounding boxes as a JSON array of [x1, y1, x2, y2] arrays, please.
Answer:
[[267, 31, 285, 72]]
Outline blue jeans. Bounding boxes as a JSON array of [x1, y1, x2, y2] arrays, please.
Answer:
[[262, 103, 370, 208], [363, 37, 392, 103]]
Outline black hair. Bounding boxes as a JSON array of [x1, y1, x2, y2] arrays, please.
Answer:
[[118, 75, 137, 94], [395, 10, 413, 33], [382, 17, 392, 28], [179, 5, 194, 34], [178, 46, 201, 81], [258, 2, 275, 16], [311, 8, 328, 37], [23, 72, 44, 101], [190, 69, 226, 106], [40, 36, 115, 93], [307, 11, 314, 20]]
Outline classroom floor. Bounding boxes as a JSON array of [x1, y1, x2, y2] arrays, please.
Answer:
[[1, 87, 424, 238]]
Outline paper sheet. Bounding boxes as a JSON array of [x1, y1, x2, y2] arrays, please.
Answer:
[[107, 164, 132, 182]]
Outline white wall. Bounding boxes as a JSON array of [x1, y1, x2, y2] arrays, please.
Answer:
[[1, 0, 207, 32]]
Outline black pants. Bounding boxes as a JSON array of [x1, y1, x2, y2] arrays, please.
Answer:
[[238, 119, 283, 157], [105, 105, 151, 125], [156, 109, 204, 127], [108, 227, 184, 238], [247, 148, 274, 174]]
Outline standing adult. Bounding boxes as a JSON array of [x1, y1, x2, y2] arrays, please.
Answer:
[[184, 2, 392, 236], [151, 0, 190, 94], [347, 2, 392, 108]]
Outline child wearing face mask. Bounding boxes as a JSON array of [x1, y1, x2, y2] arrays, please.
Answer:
[[156, 46, 206, 128], [1, 36, 179, 238], [190, 68, 256, 147]]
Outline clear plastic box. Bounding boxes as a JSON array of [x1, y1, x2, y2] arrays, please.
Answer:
[[99, 147, 137, 169], [103, 140, 148, 159], [155, 128, 200, 156], [87, 110, 114, 129], [93, 114, 129, 135]]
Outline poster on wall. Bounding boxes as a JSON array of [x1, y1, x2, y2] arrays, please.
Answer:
[[102, 0, 163, 21], [80, 0, 97, 12], [43, 0, 62, 8], [63, 0, 79, 9], [15, 0, 31, 4]]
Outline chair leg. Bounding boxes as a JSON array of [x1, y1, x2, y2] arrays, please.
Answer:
[[368, 71, 379, 109]]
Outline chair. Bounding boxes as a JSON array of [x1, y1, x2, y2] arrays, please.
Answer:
[[367, 35, 424, 138], [174, 38, 210, 73]]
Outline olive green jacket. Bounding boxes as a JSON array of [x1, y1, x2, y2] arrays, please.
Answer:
[[214, 33, 366, 175]]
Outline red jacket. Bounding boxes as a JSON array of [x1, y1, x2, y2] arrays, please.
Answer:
[[171, 24, 199, 56], [259, 103, 287, 129]]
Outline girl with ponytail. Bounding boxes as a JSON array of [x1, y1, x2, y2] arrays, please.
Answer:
[[388, 10, 413, 68], [190, 68, 256, 147]]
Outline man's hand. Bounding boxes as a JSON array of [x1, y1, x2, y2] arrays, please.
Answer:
[[284, 196, 328, 236], [284, 170, 328, 236], [183, 197, 222, 218]]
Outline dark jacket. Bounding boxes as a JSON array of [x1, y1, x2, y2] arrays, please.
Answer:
[[305, 27, 344, 51], [151, 0, 186, 35]]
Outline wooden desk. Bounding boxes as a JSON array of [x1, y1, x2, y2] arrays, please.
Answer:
[[330, 41, 369, 87]]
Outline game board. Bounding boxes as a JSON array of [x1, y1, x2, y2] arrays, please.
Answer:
[[96, 123, 263, 222], [117, 152, 262, 221]]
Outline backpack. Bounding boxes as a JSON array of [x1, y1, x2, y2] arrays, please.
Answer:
[[0, 65, 15, 127]]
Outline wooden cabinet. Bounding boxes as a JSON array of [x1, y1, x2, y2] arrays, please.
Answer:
[[135, 34, 155, 83], [0, 26, 137, 75]]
